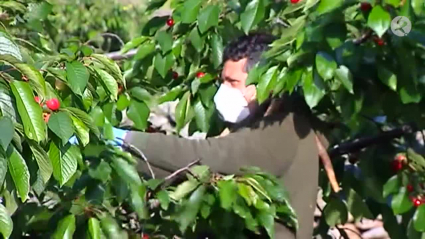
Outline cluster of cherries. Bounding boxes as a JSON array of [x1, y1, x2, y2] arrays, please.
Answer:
[[34, 96, 60, 123], [392, 154, 425, 207]]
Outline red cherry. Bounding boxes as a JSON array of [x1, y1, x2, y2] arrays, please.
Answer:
[[46, 98, 60, 111], [396, 154, 406, 161], [413, 198, 422, 207], [374, 37, 385, 46], [407, 184, 414, 192], [42, 112, 51, 123], [142, 234, 149, 239], [172, 71, 179, 79], [290, 0, 300, 3], [196, 72, 205, 78], [118, 84, 123, 94], [166, 18, 174, 27], [34, 96, 41, 104], [391, 160, 403, 172], [360, 2, 372, 12]]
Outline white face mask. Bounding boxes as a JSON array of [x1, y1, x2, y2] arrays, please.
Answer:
[[213, 84, 251, 123]]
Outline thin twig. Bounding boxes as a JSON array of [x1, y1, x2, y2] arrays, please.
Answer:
[[104, 49, 137, 60], [316, 134, 340, 193], [116, 137, 156, 179], [164, 159, 201, 181], [353, 29, 373, 45], [85, 32, 125, 47]]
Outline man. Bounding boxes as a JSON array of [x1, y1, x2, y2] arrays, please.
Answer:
[[115, 33, 320, 238]]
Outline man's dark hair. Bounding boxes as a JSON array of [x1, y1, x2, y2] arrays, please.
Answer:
[[223, 32, 276, 72]]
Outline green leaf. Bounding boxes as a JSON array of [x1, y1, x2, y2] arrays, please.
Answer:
[[335, 65, 354, 94], [177, 185, 206, 232], [0, 87, 17, 123], [156, 31, 173, 53], [93, 67, 119, 101], [130, 185, 148, 219], [199, 84, 217, 108], [116, 94, 131, 111], [49, 143, 79, 186], [158, 86, 183, 104], [10, 81, 46, 142], [384, 0, 401, 7], [111, 157, 142, 187], [413, 205, 425, 232], [378, 66, 397, 91], [400, 85, 421, 104], [303, 69, 325, 108], [197, 5, 220, 34], [0, 33, 22, 61], [257, 66, 279, 104], [121, 36, 148, 53], [258, 210, 275, 239], [29, 141, 53, 183], [316, 0, 342, 15], [0, 117, 14, 150], [181, 0, 202, 23], [347, 189, 373, 221], [88, 217, 101, 239], [0, 152, 6, 187], [91, 54, 123, 85], [0, 204, 13, 239], [193, 99, 210, 132], [64, 107, 100, 137], [48, 112, 74, 146], [130, 87, 152, 104], [66, 61, 90, 95], [189, 27, 204, 52], [175, 91, 191, 132], [324, 198, 348, 227], [134, 42, 156, 60], [169, 180, 199, 201], [127, 100, 150, 131], [412, 0, 424, 15], [100, 215, 126, 239], [157, 190, 170, 210], [240, 0, 266, 34], [154, 52, 175, 78], [217, 180, 238, 210], [8, 147, 30, 202], [53, 215, 76, 239], [246, 65, 267, 85], [383, 175, 400, 198], [391, 187, 413, 214], [367, 6, 391, 38], [211, 34, 224, 69], [70, 115, 90, 146], [315, 51, 337, 81]]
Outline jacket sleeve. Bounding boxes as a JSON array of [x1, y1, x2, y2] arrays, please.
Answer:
[[124, 113, 304, 178]]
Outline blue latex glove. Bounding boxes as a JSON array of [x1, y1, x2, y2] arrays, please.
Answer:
[[68, 127, 129, 146]]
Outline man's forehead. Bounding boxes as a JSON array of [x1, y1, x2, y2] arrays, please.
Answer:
[[221, 58, 248, 78]]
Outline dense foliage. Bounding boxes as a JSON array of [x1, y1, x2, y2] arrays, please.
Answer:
[[1, 0, 425, 238]]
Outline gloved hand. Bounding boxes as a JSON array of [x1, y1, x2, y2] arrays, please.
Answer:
[[68, 127, 129, 145]]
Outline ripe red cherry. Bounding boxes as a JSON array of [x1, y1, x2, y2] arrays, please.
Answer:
[[413, 197, 422, 207], [374, 37, 385, 46], [391, 160, 403, 172], [407, 184, 414, 192], [46, 98, 60, 111], [166, 18, 174, 27], [360, 2, 372, 12], [172, 71, 179, 79], [290, 0, 300, 3], [142, 234, 149, 239], [196, 72, 205, 78], [34, 96, 41, 104]]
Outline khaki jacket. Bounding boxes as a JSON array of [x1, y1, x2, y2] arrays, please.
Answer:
[[125, 96, 321, 239]]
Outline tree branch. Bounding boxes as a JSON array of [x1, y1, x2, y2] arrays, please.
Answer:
[[328, 124, 414, 157], [316, 135, 340, 193], [104, 49, 138, 61], [164, 159, 201, 181], [117, 137, 156, 179]]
